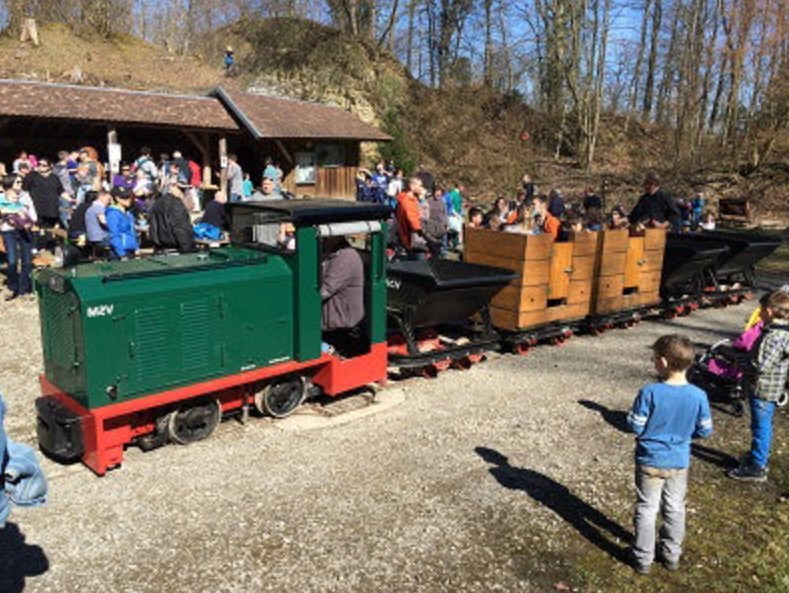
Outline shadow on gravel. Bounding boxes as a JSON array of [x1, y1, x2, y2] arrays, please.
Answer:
[[660, 319, 740, 342], [577, 400, 630, 434], [691, 443, 739, 469], [476, 447, 632, 564], [0, 522, 49, 593]]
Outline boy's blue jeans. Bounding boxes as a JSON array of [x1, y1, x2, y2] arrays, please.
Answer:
[[749, 397, 777, 468], [633, 466, 688, 566]]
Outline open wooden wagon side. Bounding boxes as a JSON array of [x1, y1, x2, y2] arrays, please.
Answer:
[[588, 228, 666, 330], [464, 227, 599, 351]]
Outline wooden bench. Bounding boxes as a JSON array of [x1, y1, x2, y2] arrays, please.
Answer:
[[718, 198, 751, 225]]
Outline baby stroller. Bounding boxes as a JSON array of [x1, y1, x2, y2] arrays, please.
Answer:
[[689, 337, 789, 416]]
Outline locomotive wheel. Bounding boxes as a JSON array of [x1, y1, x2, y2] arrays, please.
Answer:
[[167, 399, 221, 445], [255, 377, 308, 419]]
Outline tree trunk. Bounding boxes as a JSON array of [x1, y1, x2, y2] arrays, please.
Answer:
[[655, 0, 682, 126], [483, 0, 494, 86], [642, 0, 662, 118], [626, 0, 652, 128], [406, 0, 417, 73]]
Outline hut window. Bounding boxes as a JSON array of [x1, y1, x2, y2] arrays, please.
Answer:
[[295, 151, 316, 185], [316, 143, 344, 167]]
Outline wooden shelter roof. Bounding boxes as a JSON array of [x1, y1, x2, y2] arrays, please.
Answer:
[[215, 88, 392, 142], [0, 80, 239, 132]]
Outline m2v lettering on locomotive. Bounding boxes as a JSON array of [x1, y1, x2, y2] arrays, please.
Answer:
[[87, 304, 114, 318]]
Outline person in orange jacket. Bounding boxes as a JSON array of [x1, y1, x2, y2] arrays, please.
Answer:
[[395, 176, 429, 259], [532, 194, 561, 239]]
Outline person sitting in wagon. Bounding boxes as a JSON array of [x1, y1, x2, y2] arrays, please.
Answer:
[[531, 195, 561, 239]]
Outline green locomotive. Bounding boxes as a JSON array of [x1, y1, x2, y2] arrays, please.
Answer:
[[35, 200, 390, 475]]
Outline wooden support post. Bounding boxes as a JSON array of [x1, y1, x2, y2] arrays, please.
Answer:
[[107, 128, 119, 178], [219, 137, 228, 195], [183, 130, 212, 188], [274, 139, 294, 166]]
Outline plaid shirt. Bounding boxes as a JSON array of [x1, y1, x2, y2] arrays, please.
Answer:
[[755, 322, 789, 402]]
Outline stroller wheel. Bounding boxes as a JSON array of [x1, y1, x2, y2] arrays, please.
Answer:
[[731, 400, 745, 417], [778, 391, 788, 408]]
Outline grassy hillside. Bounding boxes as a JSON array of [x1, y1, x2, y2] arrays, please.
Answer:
[[0, 23, 228, 93]]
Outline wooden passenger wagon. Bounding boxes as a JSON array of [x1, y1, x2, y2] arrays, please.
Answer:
[[463, 226, 667, 347]]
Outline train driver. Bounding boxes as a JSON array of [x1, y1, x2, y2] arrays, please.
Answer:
[[320, 235, 365, 356]]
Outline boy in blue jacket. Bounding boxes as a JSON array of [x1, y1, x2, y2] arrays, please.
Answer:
[[627, 334, 713, 574]]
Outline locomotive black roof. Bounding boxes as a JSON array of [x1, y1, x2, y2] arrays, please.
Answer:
[[229, 199, 390, 225]]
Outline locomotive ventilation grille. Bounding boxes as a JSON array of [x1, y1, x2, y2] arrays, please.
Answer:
[[42, 292, 77, 371]]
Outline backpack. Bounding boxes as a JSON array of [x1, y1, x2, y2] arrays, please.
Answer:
[[136, 157, 159, 182], [193, 222, 223, 241]]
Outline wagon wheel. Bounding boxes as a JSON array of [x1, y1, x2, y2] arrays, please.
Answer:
[[432, 359, 452, 373], [254, 377, 308, 419], [513, 342, 532, 356], [167, 399, 221, 445], [413, 365, 439, 379], [466, 353, 485, 365]]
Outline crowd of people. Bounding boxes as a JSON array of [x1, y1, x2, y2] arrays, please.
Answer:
[[0, 146, 290, 301], [383, 167, 719, 261]]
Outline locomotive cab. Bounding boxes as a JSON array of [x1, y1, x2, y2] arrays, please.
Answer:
[[228, 199, 390, 365]]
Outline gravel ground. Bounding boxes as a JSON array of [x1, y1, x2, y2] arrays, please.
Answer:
[[0, 296, 784, 593]]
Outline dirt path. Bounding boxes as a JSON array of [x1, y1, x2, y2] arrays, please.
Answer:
[[1, 299, 785, 592]]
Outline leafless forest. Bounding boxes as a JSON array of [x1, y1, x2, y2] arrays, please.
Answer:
[[1, 1, 786, 173]]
